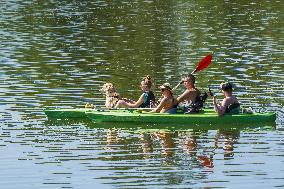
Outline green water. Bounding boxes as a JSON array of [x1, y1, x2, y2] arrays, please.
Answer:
[[0, 0, 283, 188]]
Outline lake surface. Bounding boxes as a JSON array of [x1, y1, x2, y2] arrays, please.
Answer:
[[0, 0, 283, 188]]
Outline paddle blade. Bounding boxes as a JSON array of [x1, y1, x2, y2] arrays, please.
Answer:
[[192, 54, 213, 74]]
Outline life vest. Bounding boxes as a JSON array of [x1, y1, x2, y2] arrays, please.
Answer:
[[225, 103, 240, 114], [139, 91, 155, 108]]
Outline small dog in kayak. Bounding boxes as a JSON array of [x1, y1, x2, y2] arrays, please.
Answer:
[[100, 82, 121, 108]]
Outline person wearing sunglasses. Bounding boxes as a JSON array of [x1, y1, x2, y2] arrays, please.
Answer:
[[151, 83, 177, 113]]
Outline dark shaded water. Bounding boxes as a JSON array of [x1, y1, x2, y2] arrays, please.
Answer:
[[0, 0, 283, 188]]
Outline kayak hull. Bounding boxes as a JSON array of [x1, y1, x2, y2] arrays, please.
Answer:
[[43, 108, 142, 118], [85, 110, 276, 125], [44, 108, 276, 126], [44, 108, 89, 118]]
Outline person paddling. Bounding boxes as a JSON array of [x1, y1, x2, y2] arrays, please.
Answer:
[[151, 83, 177, 113], [176, 74, 202, 113], [210, 82, 240, 116], [115, 75, 155, 108]]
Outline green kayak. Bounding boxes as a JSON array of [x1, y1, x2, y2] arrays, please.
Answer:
[[44, 108, 276, 125], [44, 117, 275, 131], [85, 109, 276, 125], [43, 108, 154, 118], [44, 108, 89, 118]]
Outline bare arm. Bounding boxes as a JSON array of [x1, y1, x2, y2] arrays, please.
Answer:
[[126, 93, 144, 108], [151, 97, 167, 113], [177, 90, 189, 103], [213, 97, 229, 116], [115, 94, 144, 108]]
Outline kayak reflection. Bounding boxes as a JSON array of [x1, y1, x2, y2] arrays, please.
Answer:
[[214, 130, 240, 158], [44, 119, 275, 168], [181, 131, 214, 168], [100, 128, 242, 168]]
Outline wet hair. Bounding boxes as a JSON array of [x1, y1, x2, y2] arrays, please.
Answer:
[[183, 74, 196, 84], [220, 82, 233, 91], [141, 75, 152, 88]]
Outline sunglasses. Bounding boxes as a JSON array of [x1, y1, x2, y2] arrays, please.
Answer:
[[161, 88, 170, 92]]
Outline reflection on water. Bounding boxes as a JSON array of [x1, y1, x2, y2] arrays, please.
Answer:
[[1, 121, 278, 188], [0, 0, 283, 188], [0, 113, 282, 188]]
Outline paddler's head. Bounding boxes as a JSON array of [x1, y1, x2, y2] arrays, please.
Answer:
[[140, 75, 152, 91], [182, 74, 195, 88], [159, 83, 173, 96], [220, 82, 234, 96], [220, 82, 233, 92]]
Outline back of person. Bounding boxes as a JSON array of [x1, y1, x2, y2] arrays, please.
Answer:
[[211, 82, 240, 116], [224, 96, 240, 114]]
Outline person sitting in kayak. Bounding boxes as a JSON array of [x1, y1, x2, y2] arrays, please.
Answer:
[[176, 74, 204, 113], [210, 82, 240, 116], [151, 83, 177, 113], [115, 75, 155, 108]]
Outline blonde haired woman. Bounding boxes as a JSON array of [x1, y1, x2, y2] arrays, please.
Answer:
[[115, 75, 155, 108]]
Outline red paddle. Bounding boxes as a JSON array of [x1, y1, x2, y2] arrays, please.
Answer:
[[172, 54, 213, 91], [191, 54, 213, 74]]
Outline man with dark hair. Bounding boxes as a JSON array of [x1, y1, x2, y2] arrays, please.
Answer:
[[210, 82, 240, 116]]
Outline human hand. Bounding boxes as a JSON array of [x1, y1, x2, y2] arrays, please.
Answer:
[[208, 87, 215, 97]]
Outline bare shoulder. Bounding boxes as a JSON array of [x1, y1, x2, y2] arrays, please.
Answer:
[[224, 96, 239, 104], [230, 95, 239, 102], [189, 88, 201, 99]]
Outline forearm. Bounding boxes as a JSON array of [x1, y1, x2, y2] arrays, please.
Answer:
[[177, 91, 188, 104], [151, 99, 165, 113], [213, 97, 227, 116], [127, 102, 139, 108], [124, 95, 144, 108], [213, 97, 218, 108], [115, 100, 138, 108], [213, 97, 222, 115], [152, 105, 162, 113]]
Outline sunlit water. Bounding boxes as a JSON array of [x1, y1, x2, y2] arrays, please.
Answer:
[[0, 0, 283, 188]]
